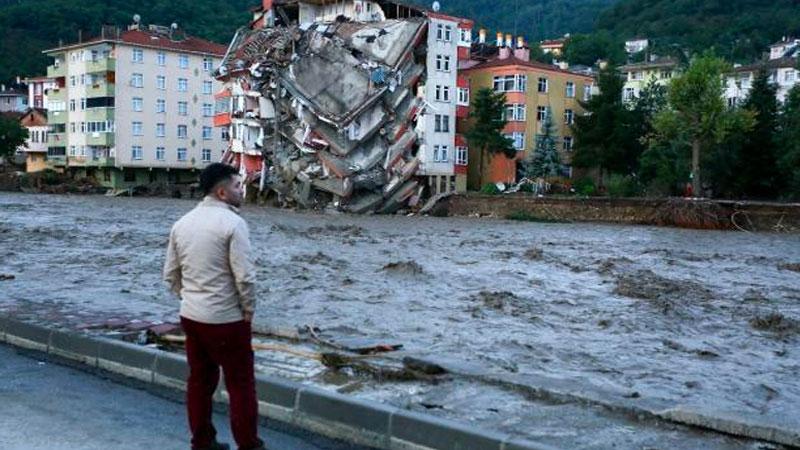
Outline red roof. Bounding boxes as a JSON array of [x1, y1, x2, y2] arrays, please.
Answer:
[[118, 29, 227, 56], [462, 55, 593, 79], [45, 27, 227, 56]]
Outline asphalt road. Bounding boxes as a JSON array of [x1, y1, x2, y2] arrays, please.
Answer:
[[0, 344, 369, 450]]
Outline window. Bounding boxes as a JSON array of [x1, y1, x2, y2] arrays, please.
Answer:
[[434, 114, 450, 133], [80, 122, 86, 133], [178, 125, 187, 139], [70, 76, 76, 87], [132, 145, 143, 160], [178, 78, 188, 92], [456, 146, 468, 165], [624, 87, 636, 101], [563, 136, 573, 151], [536, 106, 548, 121], [157, 75, 166, 90], [564, 109, 574, 125], [727, 97, 739, 108], [157, 52, 166, 66], [493, 74, 527, 92], [203, 81, 213, 95], [70, 122, 76, 133], [433, 145, 449, 162], [124, 170, 136, 182], [203, 57, 214, 71], [69, 99, 76, 111], [508, 132, 525, 150], [179, 54, 189, 69], [786, 70, 796, 82], [132, 97, 143, 112], [566, 81, 575, 98], [457, 87, 469, 106], [69, 145, 77, 156], [156, 99, 166, 113], [504, 104, 526, 121], [435, 85, 451, 102], [221, 127, 230, 141], [661, 71, 673, 79], [583, 85, 593, 101], [177, 147, 187, 161], [444, 25, 452, 42], [459, 28, 471, 45], [202, 126, 212, 140], [436, 24, 444, 41], [156, 146, 165, 161], [132, 121, 143, 136], [202, 103, 213, 117], [537, 77, 548, 93], [178, 101, 188, 116], [435, 55, 451, 72], [156, 123, 166, 137], [202, 148, 212, 162], [132, 48, 143, 63], [80, 98, 86, 110], [131, 73, 143, 88]]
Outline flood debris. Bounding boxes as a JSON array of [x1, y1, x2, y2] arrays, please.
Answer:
[[613, 269, 713, 314], [749, 312, 799, 336], [214, 2, 438, 213], [381, 260, 424, 276], [0, 274, 15, 281], [777, 262, 800, 273]]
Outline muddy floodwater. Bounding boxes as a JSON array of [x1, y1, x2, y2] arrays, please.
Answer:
[[2, 193, 799, 449]]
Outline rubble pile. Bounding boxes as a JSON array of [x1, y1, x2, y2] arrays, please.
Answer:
[[216, 17, 429, 213]]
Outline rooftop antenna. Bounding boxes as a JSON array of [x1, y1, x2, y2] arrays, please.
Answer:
[[432, 1, 440, 12]]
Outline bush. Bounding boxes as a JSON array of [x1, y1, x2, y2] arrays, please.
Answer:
[[573, 177, 596, 196], [606, 174, 642, 198], [480, 183, 501, 195]]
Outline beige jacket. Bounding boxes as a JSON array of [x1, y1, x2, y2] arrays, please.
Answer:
[[164, 196, 256, 324]]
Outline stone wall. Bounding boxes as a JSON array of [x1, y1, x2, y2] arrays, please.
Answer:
[[432, 194, 800, 233]]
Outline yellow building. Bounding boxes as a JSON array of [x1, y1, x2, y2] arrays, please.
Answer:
[[459, 47, 594, 189], [619, 57, 678, 101]]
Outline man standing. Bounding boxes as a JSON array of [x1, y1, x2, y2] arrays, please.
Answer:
[[164, 163, 265, 450]]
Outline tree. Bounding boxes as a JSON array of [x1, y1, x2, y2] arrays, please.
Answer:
[[777, 84, 800, 200], [466, 88, 515, 188], [563, 32, 625, 66], [734, 66, 779, 198], [649, 53, 753, 196], [571, 66, 641, 181], [524, 113, 562, 179], [0, 115, 27, 162]]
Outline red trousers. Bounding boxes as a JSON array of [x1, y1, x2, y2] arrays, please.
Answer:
[[180, 317, 263, 450]]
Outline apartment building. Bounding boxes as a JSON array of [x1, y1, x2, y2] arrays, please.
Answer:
[[725, 38, 799, 106], [460, 38, 594, 188], [18, 108, 49, 172], [43, 23, 226, 190], [0, 85, 28, 113], [23, 76, 58, 109], [618, 57, 678, 101], [417, 11, 473, 195]]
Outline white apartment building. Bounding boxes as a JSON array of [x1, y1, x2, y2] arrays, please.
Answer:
[[44, 23, 226, 190], [724, 38, 799, 106], [417, 12, 473, 194]]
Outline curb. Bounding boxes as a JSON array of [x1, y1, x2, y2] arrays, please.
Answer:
[[0, 317, 556, 450]]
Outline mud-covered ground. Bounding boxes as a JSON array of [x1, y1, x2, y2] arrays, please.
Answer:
[[1, 193, 799, 449]]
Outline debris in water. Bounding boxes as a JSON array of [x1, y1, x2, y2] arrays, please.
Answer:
[[522, 248, 544, 261], [0, 274, 15, 281], [381, 261, 424, 276], [777, 263, 800, 273], [750, 312, 799, 336], [613, 269, 713, 314]]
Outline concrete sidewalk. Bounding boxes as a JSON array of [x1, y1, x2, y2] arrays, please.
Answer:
[[0, 344, 366, 450]]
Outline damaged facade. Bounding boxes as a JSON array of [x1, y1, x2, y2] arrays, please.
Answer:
[[214, 0, 473, 213]]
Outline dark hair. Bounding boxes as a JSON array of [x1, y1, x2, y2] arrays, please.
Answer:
[[199, 163, 238, 196]]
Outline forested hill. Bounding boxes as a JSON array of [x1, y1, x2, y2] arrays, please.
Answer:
[[0, 0, 255, 82]]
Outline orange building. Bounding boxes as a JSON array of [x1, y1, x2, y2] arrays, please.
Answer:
[[459, 40, 594, 189]]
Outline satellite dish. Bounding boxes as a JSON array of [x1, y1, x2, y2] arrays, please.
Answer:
[[171, 23, 178, 30], [432, 1, 441, 12], [133, 14, 141, 24]]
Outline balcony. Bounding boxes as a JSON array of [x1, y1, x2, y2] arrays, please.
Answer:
[[47, 88, 67, 103], [85, 107, 115, 122], [85, 156, 116, 167], [86, 132, 115, 147], [47, 110, 68, 124], [47, 133, 68, 146], [87, 82, 115, 98], [47, 64, 66, 78], [46, 155, 67, 167], [85, 58, 116, 73]]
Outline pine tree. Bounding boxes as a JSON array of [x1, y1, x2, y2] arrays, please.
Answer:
[[734, 66, 779, 198], [465, 88, 515, 189], [524, 112, 562, 179], [777, 84, 800, 200]]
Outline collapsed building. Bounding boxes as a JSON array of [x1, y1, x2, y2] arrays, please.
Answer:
[[213, 0, 474, 213]]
